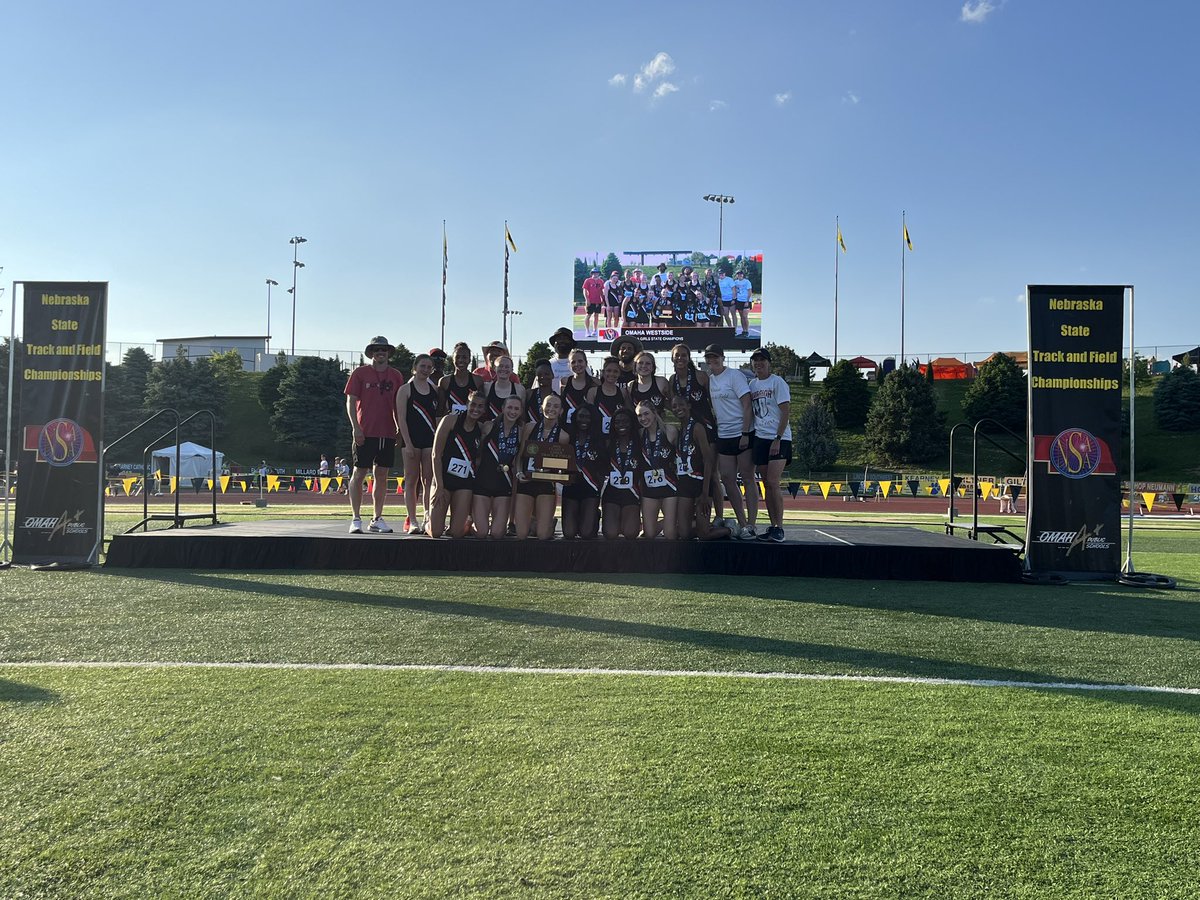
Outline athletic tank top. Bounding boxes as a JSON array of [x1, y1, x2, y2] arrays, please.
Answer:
[[670, 368, 715, 428], [442, 414, 482, 482], [445, 372, 478, 415], [561, 375, 595, 426], [593, 385, 628, 435], [405, 380, 439, 448], [676, 419, 704, 482], [629, 377, 665, 415], [485, 379, 519, 422]]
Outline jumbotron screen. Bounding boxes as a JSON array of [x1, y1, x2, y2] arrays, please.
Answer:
[[573, 250, 763, 351]]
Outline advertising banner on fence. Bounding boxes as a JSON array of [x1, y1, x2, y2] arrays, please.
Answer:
[[573, 251, 763, 352], [13, 281, 108, 565], [1025, 284, 1125, 578]]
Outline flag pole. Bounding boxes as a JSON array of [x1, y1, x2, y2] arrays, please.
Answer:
[[503, 220, 510, 347], [440, 219, 447, 349], [834, 216, 840, 364], [900, 210, 906, 367]]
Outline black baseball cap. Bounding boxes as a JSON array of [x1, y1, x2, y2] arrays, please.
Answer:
[[703, 344, 724, 357], [750, 348, 771, 362]]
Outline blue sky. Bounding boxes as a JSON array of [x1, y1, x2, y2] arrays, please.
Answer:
[[3, 0, 1198, 366]]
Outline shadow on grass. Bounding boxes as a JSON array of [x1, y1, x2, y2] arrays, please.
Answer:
[[0, 679, 60, 704], [109, 570, 1200, 713]]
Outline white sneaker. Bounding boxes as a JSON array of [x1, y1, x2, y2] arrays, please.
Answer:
[[737, 524, 757, 540], [713, 517, 727, 529], [349, 518, 363, 534], [368, 517, 393, 533]]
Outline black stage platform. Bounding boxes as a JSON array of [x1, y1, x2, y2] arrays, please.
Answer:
[[104, 521, 1022, 582]]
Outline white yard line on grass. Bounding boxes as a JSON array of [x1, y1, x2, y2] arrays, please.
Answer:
[[3, 660, 1200, 697], [813, 529, 855, 545]]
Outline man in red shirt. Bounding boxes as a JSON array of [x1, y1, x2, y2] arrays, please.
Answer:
[[473, 341, 521, 383], [581, 267, 604, 338], [344, 335, 406, 534]]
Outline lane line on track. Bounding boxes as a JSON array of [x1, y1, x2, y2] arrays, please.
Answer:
[[3, 660, 1200, 696], [813, 529, 855, 545]]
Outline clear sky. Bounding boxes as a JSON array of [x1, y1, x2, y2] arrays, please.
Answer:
[[3, 1, 1197, 367]]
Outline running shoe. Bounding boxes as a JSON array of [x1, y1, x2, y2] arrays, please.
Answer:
[[349, 518, 363, 534], [770, 526, 785, 543], [756, 527, 773, 541], [369, 517, 393, 534], [737, 524, 757, 541], [404, 516, 414, 534]]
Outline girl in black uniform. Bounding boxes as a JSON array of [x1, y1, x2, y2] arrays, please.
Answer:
[[396, 353, 440, 534], [473, 394, 524, 539], [670, 393, 730, 540], [592, 357, 629, 436], [602, 407, 641, 541], [628, 351, 669, 418], [438, 342, 483, 416], [428, 390, 486, 538], [525, 359, 556, 426], [622, 291, 650, 327], [668, 343, 716, 440], [635, 400, 679, 539], [561, 405, 605, 540], [559, 348, 596, 431], [514, 392, 570, 540], [484, 355, 525, 421]]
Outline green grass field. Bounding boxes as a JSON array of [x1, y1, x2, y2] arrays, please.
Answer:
[[3, 521, 1199, 897]]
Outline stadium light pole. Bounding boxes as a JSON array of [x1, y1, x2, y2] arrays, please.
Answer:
[[265, 279, 278, 355], [289, 236, 307, 356], [703, 194, 735, 254]]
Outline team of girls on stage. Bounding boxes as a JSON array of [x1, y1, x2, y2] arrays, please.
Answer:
[[414, 340, 737, 541]]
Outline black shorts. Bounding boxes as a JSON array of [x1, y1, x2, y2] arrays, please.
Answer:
[[563, 482, 601, 501], [352, 437, 396, 470], [586, 303, 602, 314], [716, 435, 750, 456], [677, 476, 704, 500], [720, 299, 733, 307], [752, 436, 792, 466], [517, 478, 556, 497]]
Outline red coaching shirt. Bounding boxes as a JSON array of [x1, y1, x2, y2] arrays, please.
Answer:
[[345, 365, 405, 438]]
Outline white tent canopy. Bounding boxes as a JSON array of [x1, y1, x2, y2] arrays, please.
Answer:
[[150, 441, 225, 479]]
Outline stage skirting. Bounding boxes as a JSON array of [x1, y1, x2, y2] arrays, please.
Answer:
[[104, 522, 1022, 583]]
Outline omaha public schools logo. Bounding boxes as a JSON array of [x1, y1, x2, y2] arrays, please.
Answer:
[[37, 418, 86, 467], [1035, 524, 1115, 556], [1048, 428, 1102, 479], [22, 509, 90, 542]]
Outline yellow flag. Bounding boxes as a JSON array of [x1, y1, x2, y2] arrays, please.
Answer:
[[220, 475, 231, 493], [938, 478, 950, 497], [267, 474, 280, 492], [169, 476, 178, 493], [879, 481, 893, 499], [818, 481, 832, 499], [1142, 492, 1156, 513], [904, 223, 913, 251], [122, 477, 137, 496], [320, 477, 333, 494], [838, 226, 846, 253], [980, 482, 995, 501], [505, 224, 518, 253]]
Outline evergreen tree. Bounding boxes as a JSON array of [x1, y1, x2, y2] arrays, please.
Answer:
[[104, 346, 154, 442], [821, 359, 871, 428], [574, 258, 592, 301], [258, 359, 292, 419], [961, 352, 1027, 431], [518, 340, 553, 386], [271, 357, 351, 454], [763, 343, 802, 380], [387, 343, 414, 377], [1152, 365, 1200, 432], [865, 366, 947, 466], [601, 252, 623, 278], [144, 346, 230, 437], [793, 396, 840, 476]]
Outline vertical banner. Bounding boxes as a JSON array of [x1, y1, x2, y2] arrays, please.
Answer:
[[13, 282, 108, 565], [1025, 284, 1124, 578]]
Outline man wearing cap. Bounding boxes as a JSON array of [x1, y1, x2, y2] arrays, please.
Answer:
[[548, 327, 576, 390], [581, 268, 605, 339], [344, 336, 406, 534], [473, 341, 520, 384], [704, 343, 758, 539], [427, 348, 448, 384], [748, 347, 791, 543]]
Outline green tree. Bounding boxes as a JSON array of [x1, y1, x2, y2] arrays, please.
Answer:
[[763, 343, 802, 379], [271, 356, 352, 454], [144, 346, 230, 437], [1152, 365, 1200, 432], [258, 358, 292, 419], [793, 396, 840, 476], [104, 346, 154, 443], [961, 352, 1026, 431], [1125, 353, 1150, 383], [209, 349, 246, 385], [865, 366, 947, 466], [600, 252, 623, 278], [387, 343, 415, 376], [518, 340, 553, 386], [574, 257, 592, 301], [689, 252, 708, 267], [820, 359, 871, 428]]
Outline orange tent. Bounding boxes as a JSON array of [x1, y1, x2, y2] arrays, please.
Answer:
[[919, 357, 976, 380]]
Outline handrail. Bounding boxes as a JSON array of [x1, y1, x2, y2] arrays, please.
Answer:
[[94, 409, 178, 561], [137, 410, 219, 531], [970, 418, 1026, 538]]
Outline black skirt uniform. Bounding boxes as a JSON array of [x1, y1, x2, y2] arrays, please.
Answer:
[[563, 431, 606, 501], [474, 419, 521, 498], [639, 427, 678, 500], [406, 382, 439, 449], [675, 419, 706, 500], [604, 438, 640, 507], [440, 415, 482, 492]]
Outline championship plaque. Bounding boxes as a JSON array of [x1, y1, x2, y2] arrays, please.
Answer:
[[529, 440, 577, 483]]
